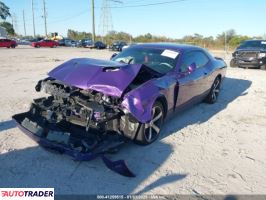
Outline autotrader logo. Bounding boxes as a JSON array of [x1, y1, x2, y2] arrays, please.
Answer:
[[0, 188, 54, 200]]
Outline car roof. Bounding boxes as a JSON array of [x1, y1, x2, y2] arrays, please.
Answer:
[[131, 42, 203, 52]]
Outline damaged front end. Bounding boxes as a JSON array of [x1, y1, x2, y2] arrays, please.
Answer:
[[12, 58, 164, 176], [13, 77, 138, 177]]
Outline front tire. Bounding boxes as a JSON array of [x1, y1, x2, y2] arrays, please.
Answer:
[[135, 101, 164, 145], [204, 77, 221, 104]]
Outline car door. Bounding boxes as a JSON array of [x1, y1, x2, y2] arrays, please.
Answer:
[[38, 40, 44, 47], [175, 50, 210, 108], [42, 40, 48, 47], [191, 50, 211, 95], [3, 39, 9, 47], [45, 40, 51, 47]]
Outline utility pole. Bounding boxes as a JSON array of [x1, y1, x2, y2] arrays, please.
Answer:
[[11, 13, 18, 34], [91, 0, 95, 42], [23, 10, 27, 36], [224, 31, 227, 53], [32, 0, 36, 37], [43, 0, 48, 37]]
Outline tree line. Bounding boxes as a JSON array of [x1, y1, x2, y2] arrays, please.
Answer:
[[67, 29, 262, 50]]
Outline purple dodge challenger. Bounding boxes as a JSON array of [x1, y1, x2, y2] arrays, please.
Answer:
[[13, 43, 226, 176]]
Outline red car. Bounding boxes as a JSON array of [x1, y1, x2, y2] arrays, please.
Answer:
[[31, 39, 59, 48], [0, 38, 17, 48]]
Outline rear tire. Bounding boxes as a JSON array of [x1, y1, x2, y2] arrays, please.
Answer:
[[36, 45, 40, 48], [135, 101, 164, 145], [204, 77, 221, 104], [230, 59, 237, 68]]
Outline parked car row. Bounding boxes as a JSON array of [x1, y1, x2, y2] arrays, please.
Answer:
[[0, 38, 108, 49], [0, 37, 130, 51], [57, 38, 107, 49]]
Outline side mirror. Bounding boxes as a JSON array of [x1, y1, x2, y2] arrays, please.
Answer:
[[187, 63, 196, 73], [110, 53, 118, 60], [179, 62, 196, 74]]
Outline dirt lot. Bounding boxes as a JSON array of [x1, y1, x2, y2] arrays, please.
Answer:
[[0, 46, 266, 195]]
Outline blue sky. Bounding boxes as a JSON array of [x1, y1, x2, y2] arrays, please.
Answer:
[[1, 0, 266, 38]]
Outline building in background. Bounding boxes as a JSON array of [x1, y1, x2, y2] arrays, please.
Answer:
[[0, 26, 7, 38]]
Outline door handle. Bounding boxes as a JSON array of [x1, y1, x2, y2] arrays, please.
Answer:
[[204, 72, 208, 75]]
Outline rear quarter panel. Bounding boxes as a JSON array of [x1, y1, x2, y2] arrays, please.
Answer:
[[208, 57, 227, 86]]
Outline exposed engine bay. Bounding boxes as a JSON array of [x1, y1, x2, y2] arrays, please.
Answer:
[[34, 78, 122, 133]]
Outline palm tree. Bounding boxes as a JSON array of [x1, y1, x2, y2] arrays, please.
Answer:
[[0, 1, 11, 20]]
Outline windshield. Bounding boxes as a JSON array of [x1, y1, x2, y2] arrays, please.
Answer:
[[239, 41, 266, 49], [111, 47, 179, 74]]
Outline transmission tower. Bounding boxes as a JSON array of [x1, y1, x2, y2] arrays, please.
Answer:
[[98, 0, 122, 37]]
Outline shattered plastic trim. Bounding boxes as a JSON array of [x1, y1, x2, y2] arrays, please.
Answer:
[[13, 119, 135, 177]]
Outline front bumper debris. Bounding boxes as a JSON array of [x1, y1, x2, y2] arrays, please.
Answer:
[[12, 112, 135, 177]]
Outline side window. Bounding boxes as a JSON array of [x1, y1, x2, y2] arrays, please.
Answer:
[[193, 51, 209, 68], [179, 51, 209, 73], [179, 51, 195, 73]]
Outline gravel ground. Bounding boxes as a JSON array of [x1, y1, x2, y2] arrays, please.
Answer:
[[0, 46, 266, 195]]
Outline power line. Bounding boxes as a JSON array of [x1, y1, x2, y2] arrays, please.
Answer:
[[100, 0, 189, 8], [16, 0, 190, 36], [22, 0, 188, 25]]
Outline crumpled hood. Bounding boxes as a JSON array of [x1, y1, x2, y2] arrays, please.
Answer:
[[48, 58, 142, 97]]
